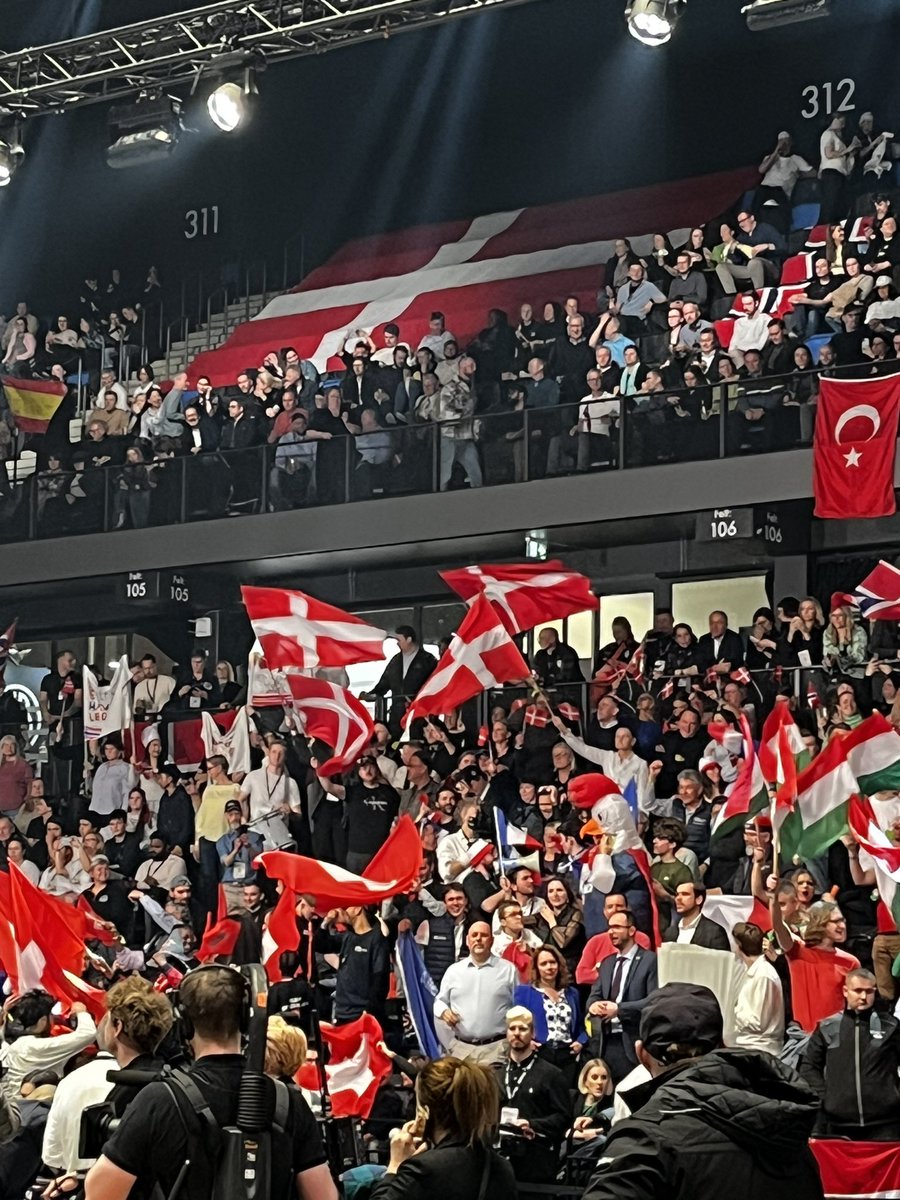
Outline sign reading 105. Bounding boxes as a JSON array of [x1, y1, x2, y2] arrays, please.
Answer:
[[184, 206, 220, 239]]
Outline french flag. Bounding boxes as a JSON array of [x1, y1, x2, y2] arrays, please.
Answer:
[[494, 808, 541, 852]]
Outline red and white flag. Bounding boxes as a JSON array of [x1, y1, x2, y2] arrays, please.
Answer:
[[848, 794, 900, 932], [319, 1014, 393, 1118], [286, 674, 374, 776], [0, 620, 17, 684], [241, 586, 386, 670], [852, 559, 900, 621], [709, 715, 770, 841], [812, 1138, 900, 1200], [261, 886, 303, 982], [404, 595, 530, 726], [701, 894, 772, 944], [813, 375, 900, 519], [257, 815, 423, 912], [440, 561, 598, 636]]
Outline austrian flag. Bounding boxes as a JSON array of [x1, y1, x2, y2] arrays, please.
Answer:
[[241, 586, 386, 670], [403, 595, 530, 725], [440, 560, 598, 635]]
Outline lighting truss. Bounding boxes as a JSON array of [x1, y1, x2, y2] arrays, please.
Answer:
[[0, 0, 542, 118]]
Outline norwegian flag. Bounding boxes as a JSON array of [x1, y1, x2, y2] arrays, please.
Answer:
[[851, 560, 900, 622], [441, 560, 598, 636], [403, 595, 530, 726], [241, 585, 386, 670], [730, 666, 751, 685], [186, 167, 756, 383], [0, 620, 16, 684], [286, 674, 374, 776]]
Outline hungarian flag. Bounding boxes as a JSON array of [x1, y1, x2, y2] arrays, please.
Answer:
[[709, 716, 769, 840], [257, 814, 423, 911], [848, 794, 900, 932], [319, 1014, 393, 1118], [440, 560, 598, 636], [403, 595, 530, 726], [851, 559, 900, 621], [286, 674, 374, 776], [241, 585, 386, 670], [812, 1139, 900, 1200], [82, 655, 133, 742], [701, 894, 772, 942], [1, 375, 66, 434], [0, 620, 16, 684], [759, 704, 809, 831], [781, 713, 900, 862], [813, 374, 900, 519]]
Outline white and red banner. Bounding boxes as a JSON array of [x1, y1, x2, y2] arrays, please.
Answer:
[[813, 375, 900, 520], [286, 674, 374, 776], [83, 655, 132, 742], [313, 1014, 393, 1118], [201, 706, 252, 776], [257, 814, 423, 911], [441, 560, 598, 636], [403, 594, 530, 725], [241, 585, 386, 670], [187, 167, 756, 383]]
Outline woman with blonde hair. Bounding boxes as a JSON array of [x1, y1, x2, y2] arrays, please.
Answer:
[[371, 1056, 515, 1199], [571, 1057, 613, 1139], [264, 1015, 308, 1080], [778, 596, 825, 667], [823, 605, 868, 676], [0, 734, 32, 817]]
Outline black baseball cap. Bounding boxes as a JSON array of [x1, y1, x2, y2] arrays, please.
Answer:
[[639, 983, 723, 1064]]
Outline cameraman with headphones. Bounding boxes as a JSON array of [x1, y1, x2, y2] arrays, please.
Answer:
[[84, 965, 337, 1200]]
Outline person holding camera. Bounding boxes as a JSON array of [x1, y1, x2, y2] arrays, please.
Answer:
[[216, 801, 265, 913], [42, 977, 174, 1183], [85, 965, 337, 1200]]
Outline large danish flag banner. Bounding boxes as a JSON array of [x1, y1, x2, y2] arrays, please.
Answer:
[[813, 375, 900, 519], [189, 167, 755, 383]]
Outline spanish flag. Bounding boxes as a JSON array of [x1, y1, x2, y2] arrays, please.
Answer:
[[1, 375, 67, 433]]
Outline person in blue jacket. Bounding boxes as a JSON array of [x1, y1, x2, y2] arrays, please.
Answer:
[[514, 942, 586, 1085]]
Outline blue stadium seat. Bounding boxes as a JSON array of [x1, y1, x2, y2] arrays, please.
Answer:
[[791, 203, 820, 232], [806, 333, 831, 362]]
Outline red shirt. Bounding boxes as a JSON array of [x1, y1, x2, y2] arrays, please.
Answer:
[[575, 929, 652, 985], [787, 940, 859, 1033]]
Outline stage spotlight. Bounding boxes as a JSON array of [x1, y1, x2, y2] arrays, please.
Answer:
[[625, 0, 684, 45], [208, 81, 244, 132], [0, 121, 25, 187], [107, 97, 181, 169]]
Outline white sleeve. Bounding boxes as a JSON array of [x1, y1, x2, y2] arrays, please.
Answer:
[[559, 727, 610, 767]]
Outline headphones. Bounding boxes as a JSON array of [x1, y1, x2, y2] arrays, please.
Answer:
[[169, 963, 252, 1043]]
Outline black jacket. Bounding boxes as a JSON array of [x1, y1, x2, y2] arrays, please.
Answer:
[[584, 1049, 823, 1200], [662, 913, 731, 952], [373, 648, 437, 707], [156, 785, 195, 854], [533, 641, 584, 686], [494, 1053, 572, 1183], [799, 1007, 900, 1132], [370, 1139, 517, 1200], [696, 629, 745, 673]]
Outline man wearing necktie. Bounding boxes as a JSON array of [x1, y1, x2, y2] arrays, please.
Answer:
[[587, 909, 658, 1083]]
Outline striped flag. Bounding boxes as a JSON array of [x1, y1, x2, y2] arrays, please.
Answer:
[[701, 894, 772, 944], [710, 716, 769, 841], [1, 376, 66, 433], [780, 713, 900, 863], [848, 794, 900, 932], [494, 807, 542, 851], [851, 559, 900, 621]]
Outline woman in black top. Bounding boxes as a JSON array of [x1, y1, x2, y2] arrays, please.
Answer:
[[371, 1056, 516, 1200], [660, 623, 703, 682]]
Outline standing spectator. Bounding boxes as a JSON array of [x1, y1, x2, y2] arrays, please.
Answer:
[[0, 736, 32, 816], [434, 921, 517, 1063], [436, 356, 482, 492], [731, 921, 785, 1056], [799, 967, 900, 1139], [586, 908, 658, 1083], [86, 743, 135, 825], [154, 764, 193, 859], [533, 627, 584, 688], [193, 754, 241, 919], [317, 756, 400, 873], [321, 904, 390, 1024], [418, 312, 456, 361], [216, 801, 265, 912], [819, 115, 860, 224], [368, 626, 437, 735], [662, 882, 731, 950], [2, 317, 36, 377], [770, 895, 860, 1033], [514, 944, 586, 1079], [756, 131, 816, 232]]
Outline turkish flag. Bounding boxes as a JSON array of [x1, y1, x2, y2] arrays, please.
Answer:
[[814, 375, 900, 519]]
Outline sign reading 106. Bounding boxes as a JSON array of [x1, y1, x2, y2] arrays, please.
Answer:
[[184, 206, 220, 239]]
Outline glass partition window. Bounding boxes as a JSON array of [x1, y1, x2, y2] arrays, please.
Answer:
[[598, 593, 655, 646], [672, 576, 769, 635]]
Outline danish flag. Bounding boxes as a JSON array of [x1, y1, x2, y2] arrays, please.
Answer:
[[0, 620, 16, 684], [241, 586, 386, 670], [403, 594, 530, 726], [286, 674, 375, 776], [440, 560, 598, 636]]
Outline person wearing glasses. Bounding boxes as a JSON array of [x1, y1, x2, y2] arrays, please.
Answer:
[[770, 893, 859, 1037], [715, 210, 786, 295]]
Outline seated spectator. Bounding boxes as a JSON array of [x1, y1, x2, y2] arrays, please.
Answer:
[[668, 251, 709, 311], [688, 328, 730, 382], [719, 210, 785, 295], [822, 604, 868, 676], [729, 293, 772, 367], [865, 276, 900, 333], [825, 223, 847, 277], [418, 311, 456, 361], [610, 263, 667, 337], [862, 215, 900, 289], [761, 318, 795, 375], [85, 390, 129, 436], [596, 316, 634, 367], [618, 344, 647, 395], [788, 258, 837, 340], [830, 306, 867, 364]]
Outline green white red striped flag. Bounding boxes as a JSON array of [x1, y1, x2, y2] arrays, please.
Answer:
[[780, 712, 900, 863], [848, 793, 900, 932], [709, 715, 769, 841]]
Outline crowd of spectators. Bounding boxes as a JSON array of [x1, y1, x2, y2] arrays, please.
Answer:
[[1, 124, 900, 532], [0, 585, 899, 1193]]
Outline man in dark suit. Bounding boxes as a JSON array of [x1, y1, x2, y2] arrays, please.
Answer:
[[662, 881, 731, 951], [696, 610, 745, 679], [587, 908, 658, 1082], [368, 626, 437, 734]]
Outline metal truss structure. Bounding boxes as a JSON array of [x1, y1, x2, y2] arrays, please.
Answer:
[[0, 0, 543, 118]]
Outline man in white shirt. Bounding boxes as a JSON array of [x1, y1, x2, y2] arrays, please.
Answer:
[[238, 740, 301, 847], [97, 369, 128, 411], [369, 323, 410, 366], [757, 131, 816, 232], [731, 921, 784, 1056], [434, 921, 517, 1063], [417, 311, 456, 361], [130, 834, 185, 894], [729, 292, 772, 367], [132, 655, 176, 719], [0, 994, 96, 1100], [492, 901, 542, 958]]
